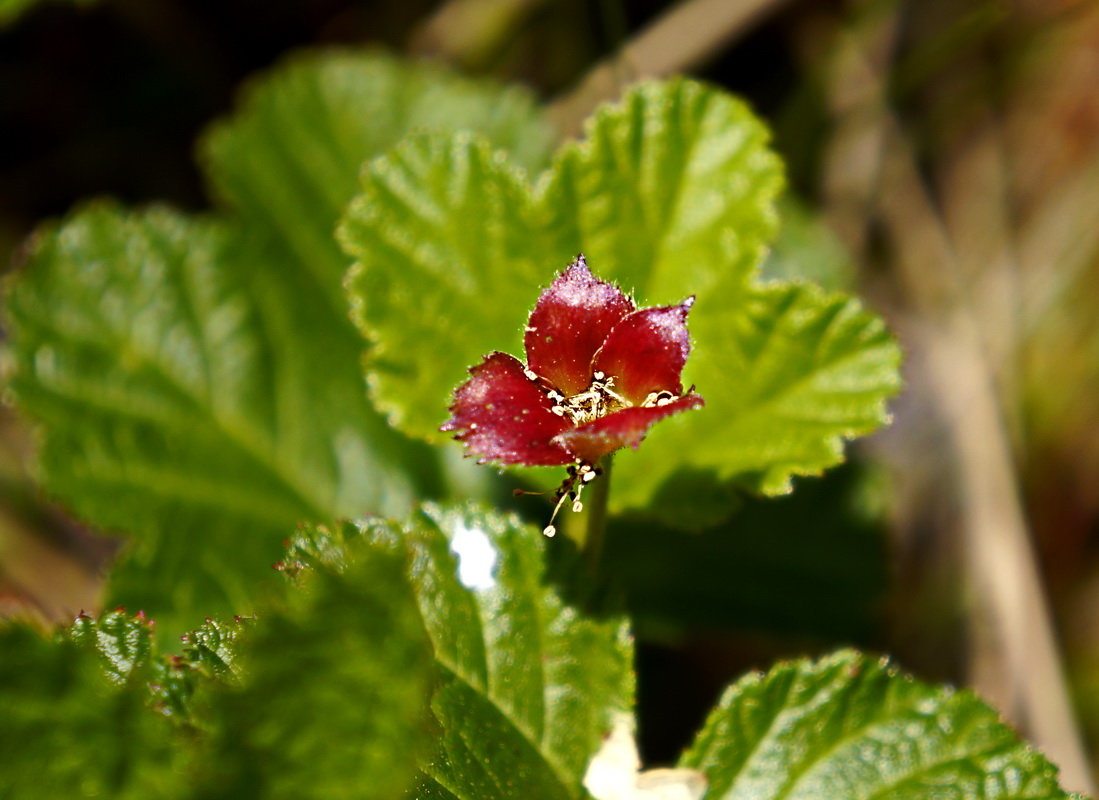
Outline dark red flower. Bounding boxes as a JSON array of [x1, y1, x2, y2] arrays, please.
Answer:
[[443, 255, 704, 479]]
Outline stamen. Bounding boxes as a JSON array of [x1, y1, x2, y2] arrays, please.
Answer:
[[534, 460, 602, 537], [543, 488, 573, 537]]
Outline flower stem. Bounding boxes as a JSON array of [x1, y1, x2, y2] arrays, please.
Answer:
[[582, 455, 613, 575]]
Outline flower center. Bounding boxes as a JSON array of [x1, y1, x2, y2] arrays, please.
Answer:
[[545, 371, 677, 425]]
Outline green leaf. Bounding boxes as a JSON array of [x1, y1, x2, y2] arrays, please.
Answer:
[[64, 609, 245, 726], [681, 649, 1071, 800], [67, 608, 159, 684], [615, 281, 902, 509], [0, 622, 179, 800], [6, 50, 557, 632], [4, 204, 423, 634], [187, 542, 432, 800], [201, 48, 555, 316], [341, 134, 558, 435], [291, 504, 635, 799], [541, 79, 783, 303], [1, 538, 432, 799], [340, 79, 899, 515]]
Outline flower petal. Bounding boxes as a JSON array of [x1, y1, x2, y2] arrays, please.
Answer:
[[593, 298, 695, 405], [553, 393, 704, 464], [443, 352, 574, 465], [525, 255, 635, 396]]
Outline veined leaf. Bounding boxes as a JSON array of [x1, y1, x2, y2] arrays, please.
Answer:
[[540, 78, 783, 303], [340, 81, 899, 515], [65, 608, 246, 726], [4, 204, 421, 633], [201, 48, 555, 315], [291, 504, 635, 799], [681, 650, 1070, 800], [67, 608, 159, 684], [613, 281, 902, 510], [340, 135, 561, 436], [3, 539, 431, 799], [5, 49, 556, 632]]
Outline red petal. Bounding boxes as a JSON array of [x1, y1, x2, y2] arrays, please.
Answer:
[[552, 393, 704, 464], [593, 298, 695, 405], [524, 255, 635, 397], [442, 352, 574, 466]]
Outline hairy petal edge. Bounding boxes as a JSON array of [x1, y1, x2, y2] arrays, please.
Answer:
[[443, 352, 574, 465]]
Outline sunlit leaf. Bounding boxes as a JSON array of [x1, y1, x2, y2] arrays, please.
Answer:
[[681, 649, 1070, 800], [340, 81, 899, 516], [291, 504, 635, 799]]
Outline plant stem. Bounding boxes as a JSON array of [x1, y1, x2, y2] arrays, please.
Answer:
[[582, 455, 613, 576]]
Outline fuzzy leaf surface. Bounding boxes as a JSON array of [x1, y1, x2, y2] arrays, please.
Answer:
[[681, 649, 1071, 800], [341, 135, 559, 436], [340, 80, 899, 514], [4, 204, 420, 632], [291, 504, 635, 800], [202, 48, 554, 315], [615, 282, 901, 509], [1, 542, 431, 799], [5, 50, 556, 631], [541, 79, 783, 303]]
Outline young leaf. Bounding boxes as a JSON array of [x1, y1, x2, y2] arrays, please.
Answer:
[[340, 135, 560, 436], [201, 48, 555, 314], [0, 537, 432, 799], [63, 608, 246, 726], [67, 608, 159, 684], [681, 649, 1071, 800], [4, 204, 422, 633], [340, 78, 900, 516], [611, 282, 902, 510], [291, 504, 635, 799], [541, 78, 783, 303]]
